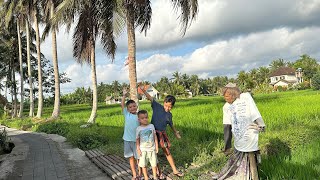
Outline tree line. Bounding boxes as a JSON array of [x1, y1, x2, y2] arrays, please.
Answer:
[[56, 54, 319, 106]]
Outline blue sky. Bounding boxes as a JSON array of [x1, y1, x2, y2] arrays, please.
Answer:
[[38, 0, 320, 94]]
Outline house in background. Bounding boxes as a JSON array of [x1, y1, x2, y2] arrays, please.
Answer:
[[105, 95, 120, 105], [137, 85, 160, 100], [269, 67, 303, 88]]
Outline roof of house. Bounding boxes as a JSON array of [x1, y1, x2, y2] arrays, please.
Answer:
[[270, 67, 296, 77], [137, 85, 150, 95]]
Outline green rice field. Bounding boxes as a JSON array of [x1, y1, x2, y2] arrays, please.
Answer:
[[1, 90, 320, 179]]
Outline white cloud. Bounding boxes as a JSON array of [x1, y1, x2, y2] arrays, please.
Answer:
[[35, 0, 320, 93], [39, 0, 320, 63], [123, 0, 320, 52], [40, 26, 74, 64], [183, 27, 320, 75], [60, 26, 320, 93]]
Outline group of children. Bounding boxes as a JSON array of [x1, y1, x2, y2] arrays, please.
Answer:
[[121, 85, 183, 180]]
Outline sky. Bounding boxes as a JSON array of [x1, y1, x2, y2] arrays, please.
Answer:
[[39, 0, 320, 94]]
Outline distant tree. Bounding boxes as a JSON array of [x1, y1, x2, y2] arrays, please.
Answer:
[[257, 66, 270, 85], [293, 54, 319, 81], [154, 76, 170, 94], [172, 71, 182, 85], [181, 73, 191, 89], [190, 75, 200, 96], [237, 70, 254, 91], [311, 72, 320, 90], [269, 58, 289, 72]]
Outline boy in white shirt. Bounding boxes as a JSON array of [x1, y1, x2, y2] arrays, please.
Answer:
[[136, 110, 159, 180]]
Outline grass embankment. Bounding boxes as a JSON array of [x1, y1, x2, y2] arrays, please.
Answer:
[[1, 90, 319, 179]]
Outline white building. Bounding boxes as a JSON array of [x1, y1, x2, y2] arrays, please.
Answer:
[[269, 67, 303, 88], [137, 85, 160, 100]]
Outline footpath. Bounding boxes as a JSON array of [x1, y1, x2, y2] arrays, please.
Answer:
[[0, 125, 111, 180]]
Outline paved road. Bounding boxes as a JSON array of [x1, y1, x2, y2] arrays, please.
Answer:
[[0, 125, 110, 180]]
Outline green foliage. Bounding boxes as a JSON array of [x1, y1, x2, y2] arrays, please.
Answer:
[[36, 121, 70, 136], [293, 54, 319, 80], [0, 118, 34, 130], [67, 128, 108, 150], [311, 72, 320, 90], [0, 127, 10, 154], [253, 83, 273, 94]]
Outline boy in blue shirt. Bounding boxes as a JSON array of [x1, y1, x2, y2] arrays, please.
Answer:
[[121, 88, 141, 180], [139, 84, 183, 178]]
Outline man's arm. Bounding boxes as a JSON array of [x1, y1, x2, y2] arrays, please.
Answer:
[[138, 83, 153, 102]]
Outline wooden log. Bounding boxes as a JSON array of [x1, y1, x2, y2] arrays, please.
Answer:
[[249, 152, 259, 180]]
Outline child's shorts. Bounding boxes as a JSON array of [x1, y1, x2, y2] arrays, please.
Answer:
[[138, 151, 157, 168], [124, 141, 138, 159]]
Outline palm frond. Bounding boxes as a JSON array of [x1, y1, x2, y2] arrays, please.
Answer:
[[98, 0, 118, 60], [171, 0, 198, 36], [72, 4, 94, 63], [134, 0, 152, 35]]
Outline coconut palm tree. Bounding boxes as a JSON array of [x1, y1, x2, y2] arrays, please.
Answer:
[[21, 0, 44, 118], [41, 0, 62, 119], [54, 0, 121, 124], [122, 0, 198, 102], [2, 0, 26, 117]]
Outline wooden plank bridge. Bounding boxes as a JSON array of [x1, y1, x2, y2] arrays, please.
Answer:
[[85, 149, 178, 180]]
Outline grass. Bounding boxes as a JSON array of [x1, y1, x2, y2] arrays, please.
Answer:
[[1, 89, 320, 179]]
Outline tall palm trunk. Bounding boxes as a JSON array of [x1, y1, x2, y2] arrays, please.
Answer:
[[12, 65, 18, 117], [26, 20, 34, 117], [126, 5, 138, 103], [17, 20, 24, 118], [51, 3, 60, 119], [35, 12, 43, 118], [88, 40, 97, 124]]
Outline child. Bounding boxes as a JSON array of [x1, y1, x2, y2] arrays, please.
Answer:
[[139, 84, 183, 178], [136, 110, 159, 180], [121, 88, 141, 180]]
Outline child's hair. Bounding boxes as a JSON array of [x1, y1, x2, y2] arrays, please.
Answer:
[[137, 110, 148, 116], [164, 95, 176, 106], [126, 100, 136, 107]]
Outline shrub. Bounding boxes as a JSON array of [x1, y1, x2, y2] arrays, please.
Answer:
[[36, 121, 70, 136], [0, 128, 10, 154], [311, 72, 320, 90], [67, 128, 108, 150]]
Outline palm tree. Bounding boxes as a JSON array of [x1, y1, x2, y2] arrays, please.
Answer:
[[122, 0, 198, 102], [269, 58, 287, 72], [257, 66, 270, 85], [22, 0, 44, 118], [41, 0, 62, 119], [172, 71, 182, 85], [55, 0, 119, 124], [2, 0, 26, 117]]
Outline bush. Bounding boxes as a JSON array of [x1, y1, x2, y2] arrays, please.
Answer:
[[0, 127, 10, 154], [276, 86, 287, 92], [36, 121, 70, 136], [311, 72, 320, 90], [67, 128, 108, 150]]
